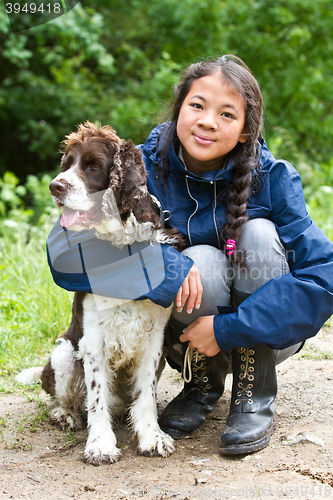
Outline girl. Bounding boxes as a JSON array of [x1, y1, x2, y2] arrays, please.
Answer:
[[47, 55, 333, 455]]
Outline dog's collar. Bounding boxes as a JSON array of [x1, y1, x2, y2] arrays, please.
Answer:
[[150, 194, 171, 224]]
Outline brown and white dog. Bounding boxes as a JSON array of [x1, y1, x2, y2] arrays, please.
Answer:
[[20, 122, 182, 465]]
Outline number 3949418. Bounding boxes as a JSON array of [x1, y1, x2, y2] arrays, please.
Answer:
[[5, 3, 62, 14]]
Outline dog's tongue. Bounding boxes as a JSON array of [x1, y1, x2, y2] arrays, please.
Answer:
[[60, 207, 80, 228]]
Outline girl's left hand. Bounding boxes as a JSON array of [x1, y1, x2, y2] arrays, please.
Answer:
[[175, 264, 203, 314], [179, 315, 220, 357]]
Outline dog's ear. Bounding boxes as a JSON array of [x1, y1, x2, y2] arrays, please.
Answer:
[[102, 139, 149, 222], [113, 140, 148, 220]]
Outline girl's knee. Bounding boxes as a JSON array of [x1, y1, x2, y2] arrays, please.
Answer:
[[234, 219, 289, 292], [182, 244, 225, 261], [239, 218, 286, 264], [240, 218, 277, 248]]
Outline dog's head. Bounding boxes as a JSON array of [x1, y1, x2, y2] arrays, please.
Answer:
[[49, 122, 149, 230]]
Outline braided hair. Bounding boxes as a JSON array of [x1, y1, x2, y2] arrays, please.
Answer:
[[159, 55, 263, 266]]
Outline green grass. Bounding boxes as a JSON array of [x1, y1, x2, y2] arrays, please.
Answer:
[[0, 224, 73, 381], [298, 342, 333, 360], [0, 385, 51, 449]]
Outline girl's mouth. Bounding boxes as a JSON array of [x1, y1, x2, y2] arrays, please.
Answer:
[[193, 134, 215, 145]]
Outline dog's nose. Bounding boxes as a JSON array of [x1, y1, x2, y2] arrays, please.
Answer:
[[49, 180, 67, 196]]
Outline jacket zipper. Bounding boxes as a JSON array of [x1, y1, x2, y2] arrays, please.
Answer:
[[213, 180, 222, 249], [185, 176, 198, 246], [185, 176, 221, 248]]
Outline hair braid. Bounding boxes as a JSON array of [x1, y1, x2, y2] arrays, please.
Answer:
[[224, 168, 253, 266]]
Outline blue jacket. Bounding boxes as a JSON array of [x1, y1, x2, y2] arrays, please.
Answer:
[[47, 123, 333, 351]]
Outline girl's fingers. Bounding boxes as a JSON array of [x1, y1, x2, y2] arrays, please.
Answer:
[[175, 288, 182, 310], [176, 265, 203, 314], [176, 277, 189, 312], [187, 267, 203, 313], [185, 273, 198, 314], [194, 277, 203, 310]]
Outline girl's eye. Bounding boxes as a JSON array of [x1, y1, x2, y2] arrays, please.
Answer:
[[190, 103, 203, 110], [221, 112, 235, 119]]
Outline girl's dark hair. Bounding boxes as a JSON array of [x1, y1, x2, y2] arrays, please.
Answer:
[[159, 55, 263, 266]]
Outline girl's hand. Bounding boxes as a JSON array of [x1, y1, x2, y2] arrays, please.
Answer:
[[180, 316, 220, 357], [175, 264, 203, 314]]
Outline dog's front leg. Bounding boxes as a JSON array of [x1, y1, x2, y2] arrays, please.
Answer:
[[130, 323, 175, 458], [79, 330, 122, 465]]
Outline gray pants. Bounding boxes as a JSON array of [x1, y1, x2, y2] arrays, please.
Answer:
[[171, 218, 303, 365]]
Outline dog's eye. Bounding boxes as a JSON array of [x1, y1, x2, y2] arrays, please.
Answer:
[[89, 164, 100, 170]]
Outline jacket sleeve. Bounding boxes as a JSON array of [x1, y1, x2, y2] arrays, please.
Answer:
[[214, 161, 333, 351], [46, 218, 193, 308]]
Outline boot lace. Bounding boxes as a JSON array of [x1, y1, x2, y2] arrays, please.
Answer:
[[235, 347, 255, 405], [183, 347, 212, 393]]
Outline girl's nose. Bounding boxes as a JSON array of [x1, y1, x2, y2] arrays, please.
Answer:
[[197, 111, 218, 130]]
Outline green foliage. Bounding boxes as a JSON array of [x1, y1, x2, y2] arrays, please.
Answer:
[[267, 131, 333, 240], [0, 172, 27, 217], [0, 172, 72, 375], [0, 171, 55, 242], [0, 2, 116, 177], [25, 173, 55, 225], [1, 0, 333, 179], [305, 183, 333, 240]]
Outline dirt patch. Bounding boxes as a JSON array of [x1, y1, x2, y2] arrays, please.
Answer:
[[1, 328, 332, 500]]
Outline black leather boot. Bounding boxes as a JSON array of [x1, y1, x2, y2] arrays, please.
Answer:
[[159, 318, 230, 439], [220, 343, 278, 455]]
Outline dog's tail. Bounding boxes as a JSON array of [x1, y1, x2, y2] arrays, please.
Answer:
[[15, 367, 43, 385]]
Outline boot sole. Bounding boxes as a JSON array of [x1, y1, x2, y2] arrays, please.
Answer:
[[220, 420, 276, 455]]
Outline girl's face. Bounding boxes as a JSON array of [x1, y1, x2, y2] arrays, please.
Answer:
[[176, 73, 247, 174]]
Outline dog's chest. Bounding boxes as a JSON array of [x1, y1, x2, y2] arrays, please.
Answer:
[[81, 295, 169, 367]]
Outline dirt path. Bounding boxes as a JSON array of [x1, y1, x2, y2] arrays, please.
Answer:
[[0, 328, 332, 500]]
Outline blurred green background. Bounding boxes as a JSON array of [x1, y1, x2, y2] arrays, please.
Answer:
[[1, 0, 333, 377]]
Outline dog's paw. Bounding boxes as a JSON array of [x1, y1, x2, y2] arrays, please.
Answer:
[[137, 428, 175, 458], [83, 442, 123, 466], [49, 407, 83, 431]]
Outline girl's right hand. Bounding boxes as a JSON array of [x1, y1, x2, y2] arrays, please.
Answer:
[[175, 264, 203, 314]]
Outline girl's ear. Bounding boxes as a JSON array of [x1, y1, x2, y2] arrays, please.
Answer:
[[238, 130, 249, 143]]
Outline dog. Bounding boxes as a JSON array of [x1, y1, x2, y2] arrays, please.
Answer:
[[22, 122, 183, 465]]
